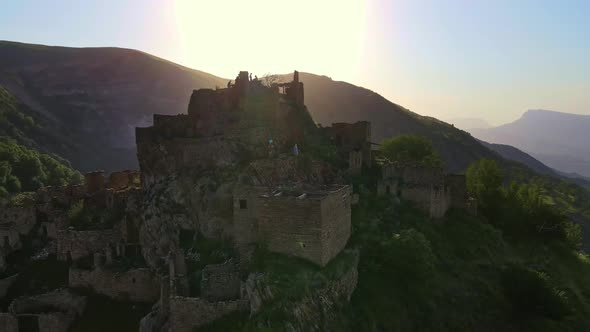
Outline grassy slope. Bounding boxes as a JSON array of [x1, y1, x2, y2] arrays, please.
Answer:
[[347, 194, 590, 332]]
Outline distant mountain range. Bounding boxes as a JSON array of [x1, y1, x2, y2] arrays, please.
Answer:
[[470, 110, 590, 177]]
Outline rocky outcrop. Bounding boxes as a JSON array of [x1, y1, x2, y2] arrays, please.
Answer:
[[139, 173, 233, 269], [288, 260, 358, 331], [168, 296, 248, 332], [243, 250, 359, 331]]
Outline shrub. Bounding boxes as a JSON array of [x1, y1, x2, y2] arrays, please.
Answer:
[[466, 158, 503, 211], [380, 135, 442, 166], [501, 265, 570, 320]]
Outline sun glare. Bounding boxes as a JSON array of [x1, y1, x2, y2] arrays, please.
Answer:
[[174, 0, 366, 81]]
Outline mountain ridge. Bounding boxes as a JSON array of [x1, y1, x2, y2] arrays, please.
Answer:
[[470, 108, 590, 177]]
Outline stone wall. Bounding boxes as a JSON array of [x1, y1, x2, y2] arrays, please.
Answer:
[[0, 274, 19, 300], [56, 229, 121, 261], [257, 185, 352, 266], [85, 171, 105, 194], [377, 178, 399, 196], [232, 185, 265, 247], [430, 185, 451, 219], [248, 156, 327, 187], [36, 312, 73, 332], [400, 165, 445, 186], [201, 260, 241, 302], [348, 150, 363, 174], [0, 206, 36, 252], [168, 296, 248, 332], [323, 121, 372, 168], [9, 289, 86, 316], [319, 186, 352, 265], [258, 196, 324, 265], [69, 267, 159, 303], [137, 136, 238, 186], [0, 313, 18, 332]]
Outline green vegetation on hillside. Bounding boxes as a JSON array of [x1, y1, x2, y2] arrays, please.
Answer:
[[343, 159, 588, 332], [0, 137, 82, 197], [0, 86, 81, 197]]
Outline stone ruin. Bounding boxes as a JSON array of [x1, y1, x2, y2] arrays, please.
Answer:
[[130, 70, 356, 331], [320, 121, 373, 174], [1, 289, 86, 332], [0, 168, 144, 328], [0, 66, 482, 330], [377, 161, 477, 218], [136, 71, 313, 186]]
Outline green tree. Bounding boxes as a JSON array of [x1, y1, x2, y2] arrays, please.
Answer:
[[380, 135, 442, 166], [466, 158, 503, 210]]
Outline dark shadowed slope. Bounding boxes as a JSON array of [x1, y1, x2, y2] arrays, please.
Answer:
[[287, 72, 498, 173], [470, 110, 590, 177], [0, 41, 227, 171], [478, 141, 556, 176]]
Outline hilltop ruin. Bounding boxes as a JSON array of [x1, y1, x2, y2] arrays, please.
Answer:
[[0, 70, 475, 332]]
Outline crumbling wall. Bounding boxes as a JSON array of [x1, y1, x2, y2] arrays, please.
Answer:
[[348, 150, 363, 174], [168, 296, 248, 332], [137, 137, 237, 186], [201, 260, 241, 302], [377, 179, 399, 196], [9, 289, 86, 316], [37, 312, 73, 332], [69, 267, 159, 302], [248, 156, 326, 188], [232, 185, 264, 247], [0, 206, 36, 251], [56, 229, 120, 261], [400, 166, 444, 186], [401, 185, 433, 212], [85, 171, 105, 194], [0, 274, 18, 300], [319, 187, 352, 265], [0, 313, 18, 332], [323, 121, 372, 167], [430, 186, 451, 219]]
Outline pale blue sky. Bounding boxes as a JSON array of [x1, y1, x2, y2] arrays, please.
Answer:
[[1, 0, 589, 125]]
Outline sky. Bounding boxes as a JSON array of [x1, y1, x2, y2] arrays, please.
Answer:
[[1, 0, 589, 125]]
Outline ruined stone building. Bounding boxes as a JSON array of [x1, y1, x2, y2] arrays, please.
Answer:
[[136, 71, 315, 186], [233, 184, 352, 266], [378, 162, 476, 218], [320, 121, 373, 173], [0, 289, 86, 332], [129, 71, 355, 331], [135, 71, 352, 267]]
